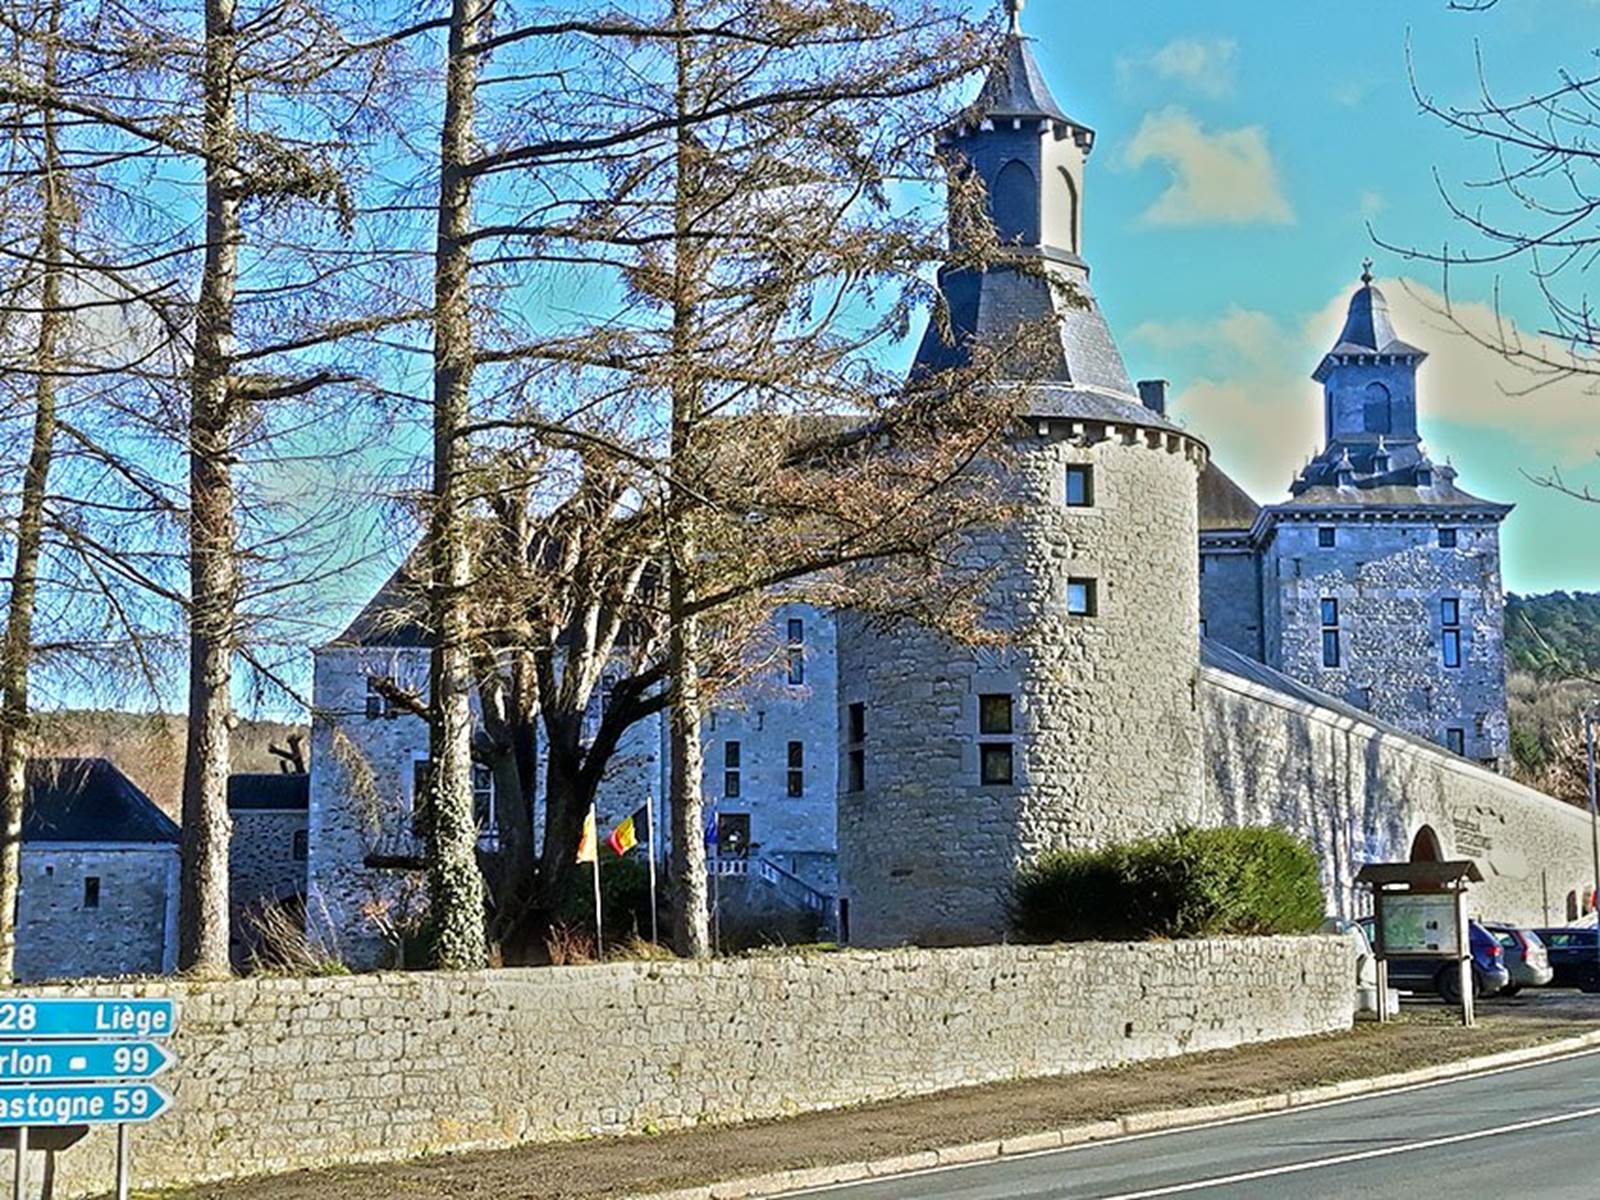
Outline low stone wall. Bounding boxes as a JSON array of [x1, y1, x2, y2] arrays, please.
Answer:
[[11, 937, 1351, 1197], [1202, 665, 1593, 924]]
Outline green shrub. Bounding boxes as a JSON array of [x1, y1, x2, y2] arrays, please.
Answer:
[[1011, 826, 1325, 943]]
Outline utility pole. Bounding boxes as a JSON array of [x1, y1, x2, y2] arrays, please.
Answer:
[[1588, 708, 1598, 987]]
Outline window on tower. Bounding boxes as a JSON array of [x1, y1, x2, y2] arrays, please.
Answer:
[[1363, 382, 1392, 433], [1065, 465, 1094, 508], [1442, 598, 1463, 669], [1066, 578, 1098, 617], [1318, 527, 1337, 549], [1321, 598, 1342, 669], [1438, 528, 1458, 549]]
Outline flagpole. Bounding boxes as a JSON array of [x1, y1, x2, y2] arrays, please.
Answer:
[[647, 788, 659, 946], [712, 797, 721, 958], [591, 806, 605, 962]]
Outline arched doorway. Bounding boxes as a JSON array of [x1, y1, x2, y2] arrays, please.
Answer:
[[1410, 825, 1444, 864]]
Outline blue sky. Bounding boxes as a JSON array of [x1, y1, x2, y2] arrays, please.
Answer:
[[1002, 0, 1600, 593]]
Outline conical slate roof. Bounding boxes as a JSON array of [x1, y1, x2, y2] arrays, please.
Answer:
[[971, 32, 1074, 125], [1315, 272, 1426, 381]]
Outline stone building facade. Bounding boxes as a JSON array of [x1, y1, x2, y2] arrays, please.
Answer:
[[14, 758, 179, 982], [227, 773, 310, 968]]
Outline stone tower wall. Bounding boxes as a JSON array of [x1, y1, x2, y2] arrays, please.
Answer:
[[837, 420, 1206, 947]]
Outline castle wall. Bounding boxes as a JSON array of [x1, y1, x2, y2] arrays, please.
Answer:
[[1199, 540, 1263, 659], [1262, 516, 1509, 768], [1200, 664, 1589, 925], [838, 424, 1206, 947], [15, 845, 176, 982]]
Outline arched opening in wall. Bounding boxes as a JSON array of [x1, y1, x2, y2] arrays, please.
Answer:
[[1058, 167, 1079, 253], [1363, 382, 1392, 434], [992, 160, 1040, 246], [1409, 825, 1444, 864]]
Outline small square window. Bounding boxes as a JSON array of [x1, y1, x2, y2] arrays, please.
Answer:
[[978, 694, 1014, 736], [1320, 598, 1339, 627], [365, 677, 386, 720], [1446, 728, 1466, 756], [848, 703, 866, 744], [83, 876, 100, 910], [980, 744, 1015, 786], [1441, 598, 1460, 627], [1318, 527, 1337, 548], [848, 748, 865, 793], [1438, 528, 1458, 549], [1065, 465, 1094, 508], [1066, 578, 1098, 617], [291, 829, 309, 862]]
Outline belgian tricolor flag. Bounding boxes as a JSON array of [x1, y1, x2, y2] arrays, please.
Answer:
[[606, 804, 651, 856]]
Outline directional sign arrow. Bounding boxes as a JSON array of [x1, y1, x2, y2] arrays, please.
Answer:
[[0, 998, 177, 1039], [0, 1083, 172, 1127], [0, 1041, 175, 1084]]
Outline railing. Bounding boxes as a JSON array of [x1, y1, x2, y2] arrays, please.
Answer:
[[709, 855, 831, 914]]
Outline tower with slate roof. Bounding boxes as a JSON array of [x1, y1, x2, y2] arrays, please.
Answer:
[[834, 3, 1210, 947]]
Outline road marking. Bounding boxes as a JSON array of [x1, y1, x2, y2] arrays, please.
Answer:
[[1095, 1102, 1600, 1198], [781, 1045, 1600, 1197]]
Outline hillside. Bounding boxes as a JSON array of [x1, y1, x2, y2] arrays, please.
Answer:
[[1507, 592, 1600, 676], [30, 712, 308, 821]]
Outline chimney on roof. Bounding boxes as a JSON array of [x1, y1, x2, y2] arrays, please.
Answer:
[[1137, 379, 1168, 416]]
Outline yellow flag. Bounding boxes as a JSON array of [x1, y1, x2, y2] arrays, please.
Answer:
[[576, 808, 597, 864]]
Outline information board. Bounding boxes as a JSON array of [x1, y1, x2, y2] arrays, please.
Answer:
[[1378, 893, 1460, 956]]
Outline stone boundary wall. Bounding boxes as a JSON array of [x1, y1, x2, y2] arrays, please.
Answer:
[[12, 938, 1352, 1197], [1201, 666, 1593, 925]]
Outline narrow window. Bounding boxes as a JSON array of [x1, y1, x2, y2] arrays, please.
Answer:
[[599, 675, 615, 716], [1066, 578, 1098, 617], [291, 829, 309, 862], [978, 694, 1014, 735], [1438, 528, 1458, 549], [1321, 598, 1341, 668], [848, 702, 865, 745], [411, 758, 432, 837], [980, 744, 1015, 786], [723, 741, 742, 799], [847, 702, 866, 792], [1065, 465, 1094, 508], [365, 676, 386, 720], [1442, 598, 1463, 669], [1446, 728, 1466, 756], [83, 876, 100, 910], [786, 617, 805, 685], [472, 764, 495, 829], [787, 741, 805, 798], [1318, 527, 1337, 549], [1199, 619, 1208, 639]]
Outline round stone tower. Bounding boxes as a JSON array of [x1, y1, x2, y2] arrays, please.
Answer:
[[836, 9, 1207, 947]]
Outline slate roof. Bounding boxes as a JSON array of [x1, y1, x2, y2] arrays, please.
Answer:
[[227, 773, 309, 813], [24, 758, 179, 846], [1314, 281, 1426, 380], [1281, 478, 1512, 514], [332, 560, 430, 649], [969, 33, 1078, 127], [1198, 462, 1261, 532]]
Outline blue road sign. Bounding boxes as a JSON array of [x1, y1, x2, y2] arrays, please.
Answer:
[[0, 1041, 174, 1084], [0, 998, 176, 1040], [0, 1083, 171, 1127]]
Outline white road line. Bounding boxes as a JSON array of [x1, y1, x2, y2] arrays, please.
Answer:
[[1094, 1103, 1600, 1200]]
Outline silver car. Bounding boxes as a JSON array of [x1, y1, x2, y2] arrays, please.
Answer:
[[1483, 923, 1554, 994]]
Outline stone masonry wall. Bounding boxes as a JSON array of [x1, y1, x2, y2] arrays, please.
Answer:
[[1201, 665, 1590, 923], [16, 937, 1352, 1198], [15, 846, 175, 983], [838, 424, 1206, 947]]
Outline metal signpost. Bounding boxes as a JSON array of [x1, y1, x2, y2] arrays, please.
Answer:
[[0, 998, 178, 1200]]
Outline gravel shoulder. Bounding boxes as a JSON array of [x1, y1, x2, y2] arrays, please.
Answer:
[[150, 996, 1600, 1200]]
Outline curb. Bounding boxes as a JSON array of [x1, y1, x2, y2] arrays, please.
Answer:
[[638, 1029, 1600, 1200]]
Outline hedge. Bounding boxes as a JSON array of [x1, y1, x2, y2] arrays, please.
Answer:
[[1011, 826, 1326, 942]]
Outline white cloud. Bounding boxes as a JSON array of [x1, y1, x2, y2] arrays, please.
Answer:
[[1119, 37, 1238, 99], [1138, 277, 1600, 504], [1124, 107, 1294, 227], [1360, 190, 1387, 219]]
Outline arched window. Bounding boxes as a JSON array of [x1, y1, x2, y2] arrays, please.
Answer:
[[1058, 168, 1080, 253], [1409, 825, 1444, 864], [991, 160, 1040, 246], [1362, 382, 1392, 434]]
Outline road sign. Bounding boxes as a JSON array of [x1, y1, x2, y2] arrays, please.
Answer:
[[0, 999, 176, 1040], [0, 1083, 171, 1128], [0, 1041, 174, 1084]]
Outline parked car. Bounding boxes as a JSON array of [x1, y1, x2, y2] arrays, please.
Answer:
[[1533, 927, 1600, 991], [1358, 916, 1511, 1001], [1323, 916, 1397, 1017], [1481, 923, 1553, 994]]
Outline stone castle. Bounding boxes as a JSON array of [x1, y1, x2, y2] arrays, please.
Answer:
[[287, 10, 1589, 966]]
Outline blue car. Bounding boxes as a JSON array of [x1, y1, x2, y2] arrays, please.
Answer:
[[1359, 917, 1511, 1000], [1533, 928, 1600, 991]]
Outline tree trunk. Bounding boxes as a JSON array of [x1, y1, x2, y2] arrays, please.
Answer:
[[666, 0, 711, 958], [0, 2, 65, 981], [426, 0, 490, 970], [179, 0, 241, 978]]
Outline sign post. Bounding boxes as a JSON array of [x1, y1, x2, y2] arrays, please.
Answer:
[[0, 998, 179, 1199]]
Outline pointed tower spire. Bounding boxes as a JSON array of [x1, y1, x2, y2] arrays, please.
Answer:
[[1007, 0, 1024, 35]]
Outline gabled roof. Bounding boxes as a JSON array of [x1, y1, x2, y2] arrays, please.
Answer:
[[1199, 462, 1261, 532], [25, 758, 179, 845], [331, 560, 431, 649], [227, 773, 309, 813]]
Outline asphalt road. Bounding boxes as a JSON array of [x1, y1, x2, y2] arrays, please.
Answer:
[[787, 1046, 1600, 1199]]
